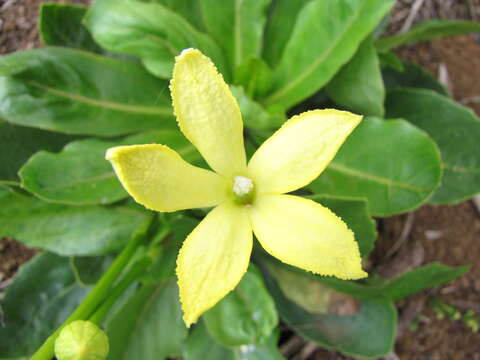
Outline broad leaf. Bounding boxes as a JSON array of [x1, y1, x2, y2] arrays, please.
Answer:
[[376, 19, 480, 52], [0, 47, 174, 136], [386, 88, 480, 204], [322, 263, 469, 302], [309, 117, 442, 216], [378, 51, 404, 72], [0, 187, 151, 256], [149, 0, 206, 31], [184, 322, 284, 360], [84, 0, 228, 79], [308, 195, 376, 257], [326, 37, 385, 117], [382, 62, 449, 96], [19, 130, 202, 205], [0, 252, 89, 358], [70, 255, 115, 286], [39, 3, 102, 53], [204, 265, 278, 347], [105, 280, 188, 360], [233, 57, 273, 98], [261, 0, 395, 112], [260, 262, 396, 358], [231, 86, 284, 130], [199, 0, 271, 74], [262, 0, 312, 68], [0, 120, 76, 185]]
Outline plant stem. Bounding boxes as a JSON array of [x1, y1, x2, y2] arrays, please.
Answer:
[[29, 217, 152, 360], [89, 256, 152, 324]]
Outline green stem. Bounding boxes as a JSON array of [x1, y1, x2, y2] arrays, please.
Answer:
[[30, 217, 153, 360], [89, 256, 152, 324]]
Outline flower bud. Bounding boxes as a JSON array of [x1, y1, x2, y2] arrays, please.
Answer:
[[54, 320, 109, 360]]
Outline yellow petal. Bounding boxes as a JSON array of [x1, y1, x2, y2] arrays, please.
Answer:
[[177, 203, 252, 326], [106, 144, 227, 212], [248, 109, 362, 194], [250, 194, 366, 280], [170, 48, 246, 177]]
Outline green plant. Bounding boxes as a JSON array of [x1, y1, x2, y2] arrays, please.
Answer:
[[1, 0, 479, 359]]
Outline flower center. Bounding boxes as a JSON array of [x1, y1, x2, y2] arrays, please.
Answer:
[[232, 175, 255, 205]]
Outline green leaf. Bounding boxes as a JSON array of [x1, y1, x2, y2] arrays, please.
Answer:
[[308, 195, 376, 257], [263, 258, 339, 315], [0, 121, 76, 184], [148, 0, 206, 31], [376, 19, 480, 52], [233, 57, 273, 98], [0, 47, 174, 136], [260, 262, 396, 358], [105, 279, 188, 360], [378, 51, 404, 72], [382, 62, 449, 96], [203, 265, 278, 347], [309, 117, 442, 216], [322, 263, 469, 302], [84, 0, 228, 79], [261, 0, 395, 112], [326, 37, 385, 117], [70, 255, 115, 286], [198, 0, 271, 74], [385, 88, 480, 204], [231, 86, 284, 130], [262, 0, 311, 68], [0, 252, 89, 357], [184, 321, 284, 360], [144, 214, 199, 283], [0, 187, 151, 256], [39, 3, 102, 53], [19, 130, 202, 205]]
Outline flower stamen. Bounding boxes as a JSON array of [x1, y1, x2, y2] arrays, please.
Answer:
[[232, 176, 255, 205]]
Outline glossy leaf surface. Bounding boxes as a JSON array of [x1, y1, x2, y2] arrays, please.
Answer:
[[309, 195, 376, 257], [70, 255, 115, 286], [151, 0, 206, 31], [0, 252, 88, 357], [204, 265, 278, 347], [84, 0, 228, 79], [376, 19, 480, 52], [0, 121, 76, 184], [322, 263, 469, 302], [20, 130, 202, 205], [261, 0, 395, 111], [309, 117, 442, 216], [106, 280, 187, 360], [0, 187, 151, 255], [39, 3, 102, 53], [386, 88, 480, 204], [326, 37, 385, 117], [184, 322, 284, 360], [382, 62, 449, 96], [262, 0, 311, 67], [199, 0, 271, 72], [231, 86, 284, 130], [0, 47, 174, 136], [261, 263, 396, 358]]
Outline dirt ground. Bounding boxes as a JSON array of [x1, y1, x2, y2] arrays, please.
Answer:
[[1, 0, 480, 359]]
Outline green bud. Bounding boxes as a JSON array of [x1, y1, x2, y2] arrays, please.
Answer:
[[55, 320, 109, 360]]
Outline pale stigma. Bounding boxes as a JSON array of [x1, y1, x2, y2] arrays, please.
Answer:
[[233, 176, 254, 197]]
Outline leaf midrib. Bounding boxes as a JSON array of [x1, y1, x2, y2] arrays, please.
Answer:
[[28, 80, 171, 116], [264, 1, 367, 105], [329, 162, 429, 193]]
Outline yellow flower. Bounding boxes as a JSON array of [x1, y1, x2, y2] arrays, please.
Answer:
[[106, 49, 367, 326]]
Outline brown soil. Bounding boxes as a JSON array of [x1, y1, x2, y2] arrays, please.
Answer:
[[1, 1, 480, 359], [0, 238, 36, 284]]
